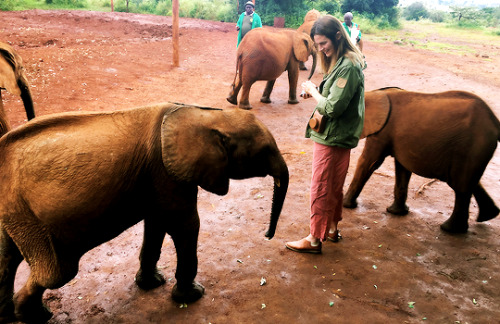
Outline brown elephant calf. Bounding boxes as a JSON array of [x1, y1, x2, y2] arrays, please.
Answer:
[[343, 88, 500, 233], [0, 103, 289, 323], [227, 27, 316, 110]]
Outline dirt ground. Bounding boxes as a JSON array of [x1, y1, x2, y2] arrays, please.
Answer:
[[1, 9, 499, 324]]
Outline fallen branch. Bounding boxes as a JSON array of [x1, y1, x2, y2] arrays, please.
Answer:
[[415, 179, 438, 197]]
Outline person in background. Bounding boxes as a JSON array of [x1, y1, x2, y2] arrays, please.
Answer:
[[342, 12, 363, 52], [285, 15, 365, 254], [236, 1, 262, 47]]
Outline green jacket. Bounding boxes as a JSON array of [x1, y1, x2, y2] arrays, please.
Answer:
[[305, 56, 365, 149], [236, 12, 262, 47]]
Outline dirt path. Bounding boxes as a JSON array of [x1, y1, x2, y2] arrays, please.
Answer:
[[1, 9, 499, 323]]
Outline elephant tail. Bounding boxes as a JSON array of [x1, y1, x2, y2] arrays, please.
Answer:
[[231, 53, 243, 89]]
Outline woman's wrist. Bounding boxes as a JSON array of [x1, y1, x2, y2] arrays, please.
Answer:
[[311, 90, 323, 103]]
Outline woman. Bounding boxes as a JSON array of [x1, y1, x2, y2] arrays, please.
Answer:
[[286, 15, 365, 254]]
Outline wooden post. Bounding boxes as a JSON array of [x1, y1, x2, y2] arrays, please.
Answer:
[[110, 0, 114, 12], [172, 0, 179, 67]]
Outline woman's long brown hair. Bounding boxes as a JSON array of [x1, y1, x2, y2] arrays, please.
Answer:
[[310, 15, 364, 74]]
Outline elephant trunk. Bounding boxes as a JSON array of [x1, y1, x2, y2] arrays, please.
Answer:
[[18, 75, 35, 120], [307, 51, 317, 80], [265, 156, 289, 239]]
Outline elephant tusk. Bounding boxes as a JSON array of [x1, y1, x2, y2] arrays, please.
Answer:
[[274, 178, 281, 187]]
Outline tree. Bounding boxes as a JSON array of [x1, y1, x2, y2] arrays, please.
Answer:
[[238, 0, 307, 27], [341, 0, 399, 16], [403, 2, 429, 21], [305, 0, 341, 14], [450, 6, 480, 22]]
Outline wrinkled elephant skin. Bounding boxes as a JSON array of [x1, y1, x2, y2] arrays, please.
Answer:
[[0, 103, 289, 323], [343, 88, 500, 233]]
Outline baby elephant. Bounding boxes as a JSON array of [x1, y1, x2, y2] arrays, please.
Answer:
[[0, 103, 289, 323], [343, 88, 500, 233], [227, 27, 316, 109]]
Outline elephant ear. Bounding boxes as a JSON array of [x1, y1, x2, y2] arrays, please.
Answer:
[[293, 32, 312, 63], [0, 53, 21, 95], [160, 107, 231, 195], [360, 90, 391, 139]]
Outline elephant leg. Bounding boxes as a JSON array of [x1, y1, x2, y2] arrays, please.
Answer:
[[387, 160, 412, 215], [440, 191, 471, 233], [343, 138, 388, 208], [287, 66, 299, 105], [260, 80, 275, 104], [135, 218, 167, 290], [226, 78, 242, 106], [170, 212, 204, 304], [10, 228, 78, 322], [13, 275, 51, 323], [238, 83, 253, 110], [0, 228, 23, 323], [474, 183, 500, 222]]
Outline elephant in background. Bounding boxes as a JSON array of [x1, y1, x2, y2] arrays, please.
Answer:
[[227, 27, 317, 110], [0, 103, 289, 323], [297, 9, 321, 71], [0, 42, 35, 134], [343, 88, 500, 233]]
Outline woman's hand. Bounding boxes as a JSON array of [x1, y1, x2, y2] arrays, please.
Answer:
[[301, 81, 320, 100]]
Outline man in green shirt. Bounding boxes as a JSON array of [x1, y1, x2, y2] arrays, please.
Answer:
[[342, 12, 363, 52], [236, 1, 262, 47]]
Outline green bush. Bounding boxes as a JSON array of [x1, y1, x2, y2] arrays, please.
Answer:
[[354, 9, 401, 33], [137, 0, 157, 13], [0, 0, 16, 10], [45, 0, 86, 7], [177, 0, 235, 22], [403, 2, 429, 21], [154, 0, 170, 16], [305, 0, 340, 14], [428, 10, 447, 23]]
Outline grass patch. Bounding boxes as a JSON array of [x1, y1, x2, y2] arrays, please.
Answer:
[[365, 19, 499, 57], [414, 41, 476, 55]]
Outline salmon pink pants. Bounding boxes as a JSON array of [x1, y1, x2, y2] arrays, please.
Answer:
[[310, 142, 351, 241]]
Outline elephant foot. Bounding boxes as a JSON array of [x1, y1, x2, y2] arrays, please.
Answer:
[[342, 197, 357, 209], [440, 217, 468, 233], [288, 98, 299, 105], [172, 281, 205, 304], [226, 96, 238, 106], [260, 97, 271, 104], [135, 268, 166, 290], [238, 102, 252, 110], [386, 203, 409, 215], [477, 205, 500, 222]]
